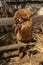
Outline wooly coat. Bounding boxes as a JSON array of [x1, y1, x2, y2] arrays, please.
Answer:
[[13, 9, 32, 42]]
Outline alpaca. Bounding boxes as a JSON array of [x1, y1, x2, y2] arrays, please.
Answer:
[[13, 9, 32, 42]]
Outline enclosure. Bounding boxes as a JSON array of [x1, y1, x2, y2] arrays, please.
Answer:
[[0, 0, 43, 65]]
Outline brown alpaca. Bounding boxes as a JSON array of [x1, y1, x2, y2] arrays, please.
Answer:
[[13, 9, 32, 42]]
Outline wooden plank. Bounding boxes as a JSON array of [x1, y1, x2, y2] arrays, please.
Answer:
[[6, 0, 43, 2], [32, 15, 43, 24], [0, 43, 34, 51], [0, 18, 15, 26], [0, 15, 43, 26]]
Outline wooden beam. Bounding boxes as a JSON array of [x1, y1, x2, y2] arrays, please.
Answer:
[[0, 15, 43, 26], [32, 15, 43, 24], [0, 18, 15, 26], [0, 43, 34, 51]]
